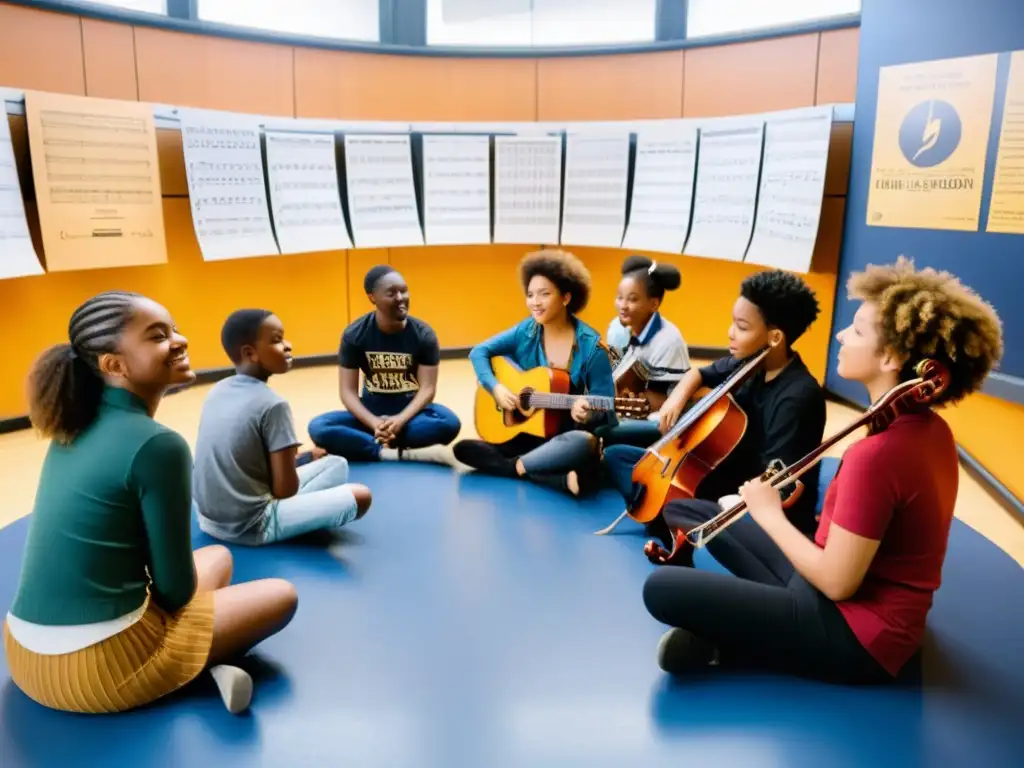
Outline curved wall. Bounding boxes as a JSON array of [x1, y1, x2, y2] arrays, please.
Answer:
[[0, 1, 859, 420]]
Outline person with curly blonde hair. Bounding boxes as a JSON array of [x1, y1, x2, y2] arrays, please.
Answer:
[[454, 249, 615, 497], [644, 257, 1003, 684]]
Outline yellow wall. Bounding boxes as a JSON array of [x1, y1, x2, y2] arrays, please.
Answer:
[[0, 3, 858, 422]]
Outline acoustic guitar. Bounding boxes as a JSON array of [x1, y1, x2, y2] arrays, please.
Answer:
[[474, 357, 650, 444]]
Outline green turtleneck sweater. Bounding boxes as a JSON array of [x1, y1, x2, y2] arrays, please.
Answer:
[[9, 386, 197, 625]]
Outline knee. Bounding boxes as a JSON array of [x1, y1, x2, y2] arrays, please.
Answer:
[[307, 417, 326, 444], [349, 483, 372, 519], [322, 454, 349, 478], [269, 578, 299, 625], [204, 544, 234, 577], [642, 569, 672, 620]]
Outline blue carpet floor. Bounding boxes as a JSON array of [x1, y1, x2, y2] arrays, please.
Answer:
[[1, 459, 1022, 767]]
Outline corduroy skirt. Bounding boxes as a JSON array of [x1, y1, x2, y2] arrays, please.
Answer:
[[2, 591, 215, 714]]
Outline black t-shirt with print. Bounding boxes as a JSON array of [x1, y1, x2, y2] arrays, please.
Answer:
[[339, 312, 441, 413]]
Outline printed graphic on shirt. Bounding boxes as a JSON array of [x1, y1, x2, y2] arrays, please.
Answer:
[[364, 351, 419, 394]]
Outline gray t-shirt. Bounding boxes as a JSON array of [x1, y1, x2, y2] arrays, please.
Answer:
[[192, 374, 300, 539]]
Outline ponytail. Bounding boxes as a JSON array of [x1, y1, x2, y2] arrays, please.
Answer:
[[621, 255, 681, 300], [27, 291, 140, 444]]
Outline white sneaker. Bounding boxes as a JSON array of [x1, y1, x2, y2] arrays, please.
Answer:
[[209, 664, 253, 714]]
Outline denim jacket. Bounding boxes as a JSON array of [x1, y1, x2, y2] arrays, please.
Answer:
[[469, 316, 618, 429]]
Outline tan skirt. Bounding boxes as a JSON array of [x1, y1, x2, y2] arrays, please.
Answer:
[[3, 591, 215, 714]]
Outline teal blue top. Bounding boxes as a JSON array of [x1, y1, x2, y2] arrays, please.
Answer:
[[468, 316, 618, 429], [9, 387, 197, 625]]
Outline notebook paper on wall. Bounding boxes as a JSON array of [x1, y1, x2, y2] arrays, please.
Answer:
[[343, 134, 424, 248], [181, 109, 280, 261], [683, 117, 765, 262], [745, 106, 832, 273], [422, 134, 491, 245], [621, 122, 698, 253], [559, 132, 630, 248], [24, 90, 166, 271], [0, 112, 42, 279], [265, 131, 352, 254], [493, 135, 562, 244]]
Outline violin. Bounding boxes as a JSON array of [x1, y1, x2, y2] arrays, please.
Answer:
[[594, 343, 776, 536], [643, 358, 952, 565]]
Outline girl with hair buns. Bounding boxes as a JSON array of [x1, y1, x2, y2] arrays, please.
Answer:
[[455, 249, 616, 497], [3, 292, 298, 715], [601, 255, 691, 448], [644, 258, 1003, 685]]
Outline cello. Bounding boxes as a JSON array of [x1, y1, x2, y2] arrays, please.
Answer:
[[594, 342, 777, 536], [643, 358, 951, 565]]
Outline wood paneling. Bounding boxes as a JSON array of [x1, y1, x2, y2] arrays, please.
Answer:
[[816, 28, 860, 104], [537, 51, 684, 120], [81, 18, 138, 100], [0, 3, 85, 95], [810, 197, 846, 276], [295, 50, 537, 121], [683, 34, 819, 117], [134, 27, 294, 116], [824, 122, 853, 196]]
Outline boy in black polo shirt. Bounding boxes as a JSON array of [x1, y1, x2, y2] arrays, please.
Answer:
[[603, 270, 826, 547], [308, 265, 462, 463]]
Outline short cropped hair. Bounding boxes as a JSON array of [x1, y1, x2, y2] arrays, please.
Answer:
[[741, 270, 821, 346], [518, 249, 592, 315], [847, 256, 1003, 406], [364, 265, 396, 294], [221, 308, 273, 364]]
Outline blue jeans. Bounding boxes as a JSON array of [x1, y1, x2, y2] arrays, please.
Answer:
[[197, 456, 359, 545], [308, 402, 461, 462], [602, 444, 646, 503], [597, 417, 662, 448], [453, 431, 598, 477]]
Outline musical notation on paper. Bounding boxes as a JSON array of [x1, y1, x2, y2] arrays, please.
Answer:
[[559, 133, 629, 248], [746, 106, 832, 273], [422, 135, 490, 246], [181, 112, 279, 261], [684, 121, 765, 262], [621, 124, 698, 254], [343, 135, 423, 248], [0, 114, 43, 280], [24, 91, 167, 271], [988, 51, 1024, 234], [493, 135, 562, 245], [265, 131, 352, 254]]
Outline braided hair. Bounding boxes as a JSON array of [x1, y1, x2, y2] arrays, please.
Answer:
[[28, 291, 141, 444]]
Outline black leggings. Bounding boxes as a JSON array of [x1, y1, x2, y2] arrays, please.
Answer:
[[643, 498, 890, 684]]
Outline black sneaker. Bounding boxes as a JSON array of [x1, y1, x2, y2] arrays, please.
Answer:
[[656, 628, 717, 674]]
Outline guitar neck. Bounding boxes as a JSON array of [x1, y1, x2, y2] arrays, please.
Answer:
[[526, 393, 616, 411]]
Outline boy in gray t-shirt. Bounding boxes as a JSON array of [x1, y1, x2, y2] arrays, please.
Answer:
[[193, 310, 372, 545]]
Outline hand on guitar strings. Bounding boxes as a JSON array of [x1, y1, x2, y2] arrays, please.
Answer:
[[492, 384, 519, 412], [571, 398, 592, 424], [738, 478, 785, 529]]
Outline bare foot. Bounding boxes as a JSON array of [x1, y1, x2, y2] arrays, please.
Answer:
[[567, 471, 580, 497]]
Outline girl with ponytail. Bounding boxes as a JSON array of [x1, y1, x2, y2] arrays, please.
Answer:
[[5, 292, 297, 716]]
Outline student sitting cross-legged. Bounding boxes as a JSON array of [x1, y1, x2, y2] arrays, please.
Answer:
[[307, 265, 462, 464], [193, 309, 372, 546]]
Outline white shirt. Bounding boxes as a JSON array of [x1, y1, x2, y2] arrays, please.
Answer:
[[608, 312, 691, 385]]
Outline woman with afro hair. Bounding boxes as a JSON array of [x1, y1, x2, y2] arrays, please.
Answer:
[[644, 257, 1003, 685], [454, 249, 616, 497]]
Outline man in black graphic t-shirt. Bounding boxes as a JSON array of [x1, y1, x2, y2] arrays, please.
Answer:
[[308, 265, 462, 463]]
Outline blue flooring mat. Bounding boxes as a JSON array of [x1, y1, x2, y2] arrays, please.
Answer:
[[1, 461, 1022, 767]]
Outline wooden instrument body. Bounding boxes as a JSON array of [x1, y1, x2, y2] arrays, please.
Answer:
[[613, 356, 667, 413], [474, 357, 570, 443], [628, 390, 748, 524]]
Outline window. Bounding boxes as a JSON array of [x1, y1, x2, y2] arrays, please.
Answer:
[[197, 0, 379, 42], [687, 0, 860, 39], [427, 0, 656, 48], [53, 0, 166, 13]]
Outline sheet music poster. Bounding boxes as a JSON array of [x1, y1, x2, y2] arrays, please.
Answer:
[[343, 134, 424, 248], [0, 113, 43, 279], [559, 132, 629, 248], [24, 90, 166, 271], [422, 135, 490, 245], [621, 124, 698, 253], [684, 120, 765, 262], [181, 111, 280, 261], [493, 135, 562, 244], [265, 131, 352, 254], [745, 106, 833, 273]]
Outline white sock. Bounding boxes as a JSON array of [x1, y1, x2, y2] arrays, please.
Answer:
[[379, 447, 400, 461], [209, 664, 253, 714]]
